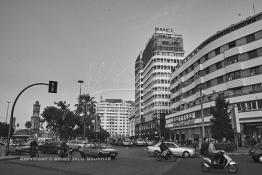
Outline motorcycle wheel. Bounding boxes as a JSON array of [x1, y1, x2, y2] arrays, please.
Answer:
[[170, 154, 177, 162], [228, 164, 238, 173], [201, 162, 210, 172], [156, 155, 162, 161]]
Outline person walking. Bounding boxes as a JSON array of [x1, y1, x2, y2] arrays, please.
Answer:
[[200, 137, 209, 157]]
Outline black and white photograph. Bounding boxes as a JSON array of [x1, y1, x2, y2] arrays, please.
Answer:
[[0, 0, 262, 174]]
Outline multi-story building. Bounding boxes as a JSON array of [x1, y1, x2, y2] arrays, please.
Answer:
[[135, 27, 184, 139], [96, 98, 135, 137], [128, 114, 135, 137], [166, 12, 262, 145]]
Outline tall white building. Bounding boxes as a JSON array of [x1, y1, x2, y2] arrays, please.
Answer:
[[96, 99, 135, 137], [166, 12, 262, 145], [135, 27, 184, 139]]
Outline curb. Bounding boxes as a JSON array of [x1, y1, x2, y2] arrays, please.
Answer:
[[0, 156, 20, 161]]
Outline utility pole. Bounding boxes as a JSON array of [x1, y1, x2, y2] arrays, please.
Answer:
[[200, 87, 205, 140], [5, 101, 12, 123]]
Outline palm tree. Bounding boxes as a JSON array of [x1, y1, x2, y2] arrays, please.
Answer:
[[75, 94, 96, 140]]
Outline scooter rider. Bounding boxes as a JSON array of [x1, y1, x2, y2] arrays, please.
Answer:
[[159, 140, 170, 156], [208, 138, 220, 164]]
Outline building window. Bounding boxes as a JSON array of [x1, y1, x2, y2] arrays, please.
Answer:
[[228, 41, 236, 49], [216, 62, 222, 69], [215, 47, 221, 55], [246, 33, 255, 43], [217, 76, 223, 84], [248, 49, 258, 59]]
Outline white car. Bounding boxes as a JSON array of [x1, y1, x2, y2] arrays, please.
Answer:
[[135, 138, 146, 146], [67, 140, 89, 149], [122, 139, 134, 146], [146, 141, 195, 158]]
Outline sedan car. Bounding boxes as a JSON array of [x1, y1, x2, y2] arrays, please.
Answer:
[[78, 144, 118, 159], [38, 141, 61, 154], [135, 138, 146, 146], [67, 140, 89, 149], [14, 140, 32, 155], [146, 141, 195, 158], [249, 143, 262, 163], [145, 140, 155, 146], [122, 139, 134, 146]]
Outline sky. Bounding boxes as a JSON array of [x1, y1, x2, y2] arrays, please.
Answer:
[[1, 0, 262, 129]]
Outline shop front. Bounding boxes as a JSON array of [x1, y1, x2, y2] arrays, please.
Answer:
[[243, 122, 262, 146]]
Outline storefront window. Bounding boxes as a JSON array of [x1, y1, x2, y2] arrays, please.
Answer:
[[258, 99, 262, 109]]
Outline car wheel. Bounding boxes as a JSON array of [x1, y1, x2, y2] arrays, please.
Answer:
[[72, 151, 81, 158], [258, 155, 262, 163], [153, 150, 160, 157], [182, 151, 190, 158], [98, 152, 103, 158]]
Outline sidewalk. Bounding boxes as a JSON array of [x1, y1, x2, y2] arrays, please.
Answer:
[[0, 146, 20, 161], [195, 146, 249, 156], [227, 146, 249, 155]]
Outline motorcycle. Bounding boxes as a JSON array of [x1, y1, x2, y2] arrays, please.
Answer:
[[57, 148, 73, 161], [155, 149, 177, 162], [201, 150, 238, 173]]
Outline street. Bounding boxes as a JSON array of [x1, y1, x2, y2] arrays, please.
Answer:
[[0, 146, 261, 175]]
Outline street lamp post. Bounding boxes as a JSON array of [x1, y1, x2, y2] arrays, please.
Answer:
[[78, 80, 84, 95], [200, 88, 205, 140], [5, 101, 12, 123]]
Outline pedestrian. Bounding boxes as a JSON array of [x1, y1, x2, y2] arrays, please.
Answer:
[[200, 137, 209, 157]]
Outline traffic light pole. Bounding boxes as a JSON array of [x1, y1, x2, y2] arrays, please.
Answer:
[[5, 83, 48, 156]]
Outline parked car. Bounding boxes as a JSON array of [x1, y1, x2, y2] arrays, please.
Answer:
[[15, 140, 32, 155], [145, 140, 155, 146], [135, 138, 146, 146], [146, 141, 195, 158], [122, 139, 134, 146], [38, 141, 61, 154], [249, 143, 262, 163], [78, 143, 118, 159], [67, 140, 89, 150]]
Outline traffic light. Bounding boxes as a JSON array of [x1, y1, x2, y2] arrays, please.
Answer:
[[48, 81, 57, 93]]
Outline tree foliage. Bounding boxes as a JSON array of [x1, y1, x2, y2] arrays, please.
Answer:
[[41, 101, 76, 140], [210, 97, 234, 141], [0, 122, 13, 137], [24, 121, 32, 130]]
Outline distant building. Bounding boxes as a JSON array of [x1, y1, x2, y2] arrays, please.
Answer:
[[135, 27, 184, 139], [129, 114, 135, 137], [96, 98, 135, 137], [31, 101, 40, 134]]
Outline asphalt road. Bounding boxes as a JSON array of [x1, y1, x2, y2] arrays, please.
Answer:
[[0, 146, 261, 175]]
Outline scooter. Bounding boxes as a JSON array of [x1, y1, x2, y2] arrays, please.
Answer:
[[201, 150, 238, 173]]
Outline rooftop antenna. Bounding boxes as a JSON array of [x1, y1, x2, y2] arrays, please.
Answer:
[[253, 3, 256, 15]]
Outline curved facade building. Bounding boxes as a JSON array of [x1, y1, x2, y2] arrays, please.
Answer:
[[166, 12, 262, 145]]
